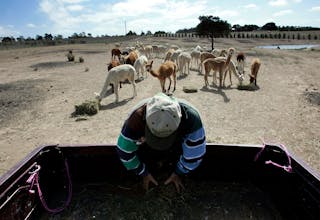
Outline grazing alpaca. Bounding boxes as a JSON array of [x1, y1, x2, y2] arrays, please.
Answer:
[[146, 60, 177, 93], [134, 55, 148, 78], [202, 47, 235, 87], [177, 52, 191, 76], [95, 64, 137, 103], [250, 58, 261, 86], [236, 52, 246, 75], [111, 48, 121, 61], [107, 58, 122, 93], [124, 50, 138, 66], [223, 60, 244, 86]]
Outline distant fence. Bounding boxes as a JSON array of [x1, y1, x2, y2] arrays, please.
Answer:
[[1, 31, 320, 49], [154, 31, 320, 40]]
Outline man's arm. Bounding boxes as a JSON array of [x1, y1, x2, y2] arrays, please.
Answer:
[[176, 127, 206, 175]]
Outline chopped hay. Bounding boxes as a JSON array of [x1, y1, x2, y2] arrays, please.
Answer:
[[237, 83, 259, 91], [71, 100, 100, 117], [37, 179, 282, 220], [183, 86, 198, 93]]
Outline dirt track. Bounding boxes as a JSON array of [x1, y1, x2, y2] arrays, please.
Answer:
[[0, 37, 319, 176]]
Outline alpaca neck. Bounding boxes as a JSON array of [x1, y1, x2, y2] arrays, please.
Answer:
[[149, 69, 159, 78], [225, 55, 231, 66]]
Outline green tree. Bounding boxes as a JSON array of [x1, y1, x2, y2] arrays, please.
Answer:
[[261, 22, 278, 31], [196, 16, 231, 50]]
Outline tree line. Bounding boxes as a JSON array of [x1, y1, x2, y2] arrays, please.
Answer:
[[1, 15, 319, 46]]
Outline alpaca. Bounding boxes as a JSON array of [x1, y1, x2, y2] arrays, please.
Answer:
[[190, 49, 201, 70], [134, 55, 148, 78], [146, 60, 177, 93], [107, 58, 122, 93], [177, 52, 191, 76], [202, 47, 235, 87], [170, 49, 182, 65], [124, 50, 138, 66], [250, 58, 261, 86], [212, 48, 227, 57], [164, 48, 175, 62], [236, 52, 246, 75], [95, 64, 137, 103], [140, 45, 153, 59], [111, 48, 121, 61], [223, 60, 244, 87], [199, 52, 216, 73]]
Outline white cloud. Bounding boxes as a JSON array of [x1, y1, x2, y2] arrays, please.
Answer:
[[244, 4, 257, 9], [269, 0, 288, 6], [61, 0, 88, 3], [292, 0, 301, 2], [310, 6, 320, 12], [39, 0, 209, 36], [27, 23, 36, 28], [0, 26, 20, 37], [66, 4, 84, 11], [273, 9, 293, 17], [216, 10, 239, 17]]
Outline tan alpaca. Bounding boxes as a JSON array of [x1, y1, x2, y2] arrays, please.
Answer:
[[202, 48, 235, 87], [199, 52, 216, 73], [250, 58, 261, 86], [146, 60, 177, 93]]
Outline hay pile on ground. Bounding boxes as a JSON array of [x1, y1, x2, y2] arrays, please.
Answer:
[[183, 86, 198, 93], [71, 100, 100, 117]]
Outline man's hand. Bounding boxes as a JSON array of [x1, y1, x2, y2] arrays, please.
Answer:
[[164, 172, 184, 193], [143, 174, 158, 191]]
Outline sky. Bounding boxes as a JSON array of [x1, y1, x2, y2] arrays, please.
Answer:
[[1, 0, 320, 38]]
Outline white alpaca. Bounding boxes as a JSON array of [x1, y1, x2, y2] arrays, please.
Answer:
[[95, 64, 137, 103], [178, 52, 191, 76], [134, 55, 148, 78], [140, 45, 153, 59], [157, 45, 167, 56], [164, 48, 175, 62], [223, 60, 244, 87], [170, 49, 182, 65], [190, 49, 201, 70]]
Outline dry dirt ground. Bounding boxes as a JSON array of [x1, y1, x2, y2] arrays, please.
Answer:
[[0, 37, 319, 176]]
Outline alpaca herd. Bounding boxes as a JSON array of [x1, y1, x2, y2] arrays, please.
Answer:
[[95, 41, 261, 104]]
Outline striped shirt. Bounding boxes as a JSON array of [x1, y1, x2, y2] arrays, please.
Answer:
[[116, 99, 206, 176]]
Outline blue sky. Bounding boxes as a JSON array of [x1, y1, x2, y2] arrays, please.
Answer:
[[1, 0, 320, 38]]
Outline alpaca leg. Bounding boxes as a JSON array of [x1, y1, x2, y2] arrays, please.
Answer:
[[223, 71, 227, 87], [168, 77, 172, 92], [204, 73, 208, 87], [219, 71, 223, 88], [99, 80, 111, 100], [160, 80, 165, 92], [132, 81, 137, 97], [229, 70, 232, 85], [114, 82, 119, 103], [172, 74, 176, 92]]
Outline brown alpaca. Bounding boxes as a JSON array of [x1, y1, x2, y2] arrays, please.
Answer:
[[146, 60, 177, 93], [249, 58, 261, 86], [199, 52, 216, 73], [202, 47, 235, 87], [124, 51, 138, 66], [111, 48, 121, 61]]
